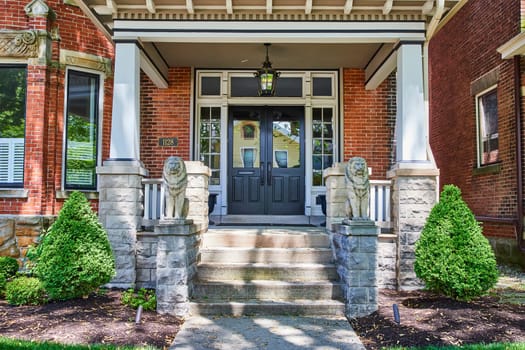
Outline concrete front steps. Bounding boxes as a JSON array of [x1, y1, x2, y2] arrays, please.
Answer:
[[190, 227, 345, 317]]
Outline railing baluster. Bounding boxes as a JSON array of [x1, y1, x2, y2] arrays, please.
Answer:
[[370, 184, 377, 221], [144, 183, 151, 221], [377, 185, 384, 222]]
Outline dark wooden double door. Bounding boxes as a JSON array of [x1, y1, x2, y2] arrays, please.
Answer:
[[228, 106, 305, 215]]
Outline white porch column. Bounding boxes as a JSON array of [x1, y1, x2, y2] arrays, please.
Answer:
[[396, 43, 428, 164], [110, 42, 141, 160]]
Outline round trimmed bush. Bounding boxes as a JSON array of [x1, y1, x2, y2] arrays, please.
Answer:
[[5, 276, 47, 305], [0, 256, 19, 278], [31, 191, 115, 300], [414, 185, 499, 301]]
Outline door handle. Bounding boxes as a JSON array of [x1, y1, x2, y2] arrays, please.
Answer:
[[267, 162, 272, 186], [260, 162, 265, 186]]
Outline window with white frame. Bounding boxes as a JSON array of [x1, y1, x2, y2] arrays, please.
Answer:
[[199, 106, 221, 185], [312, 107, 334, 186], [0, 65, 26, 187], [64, 69, 101, 190], [476, 87, 498, 166]]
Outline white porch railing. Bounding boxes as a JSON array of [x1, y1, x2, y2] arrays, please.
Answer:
[[141, 178, 392, 227], [142, 178, 163, 226], [369, 180, 392, 227]]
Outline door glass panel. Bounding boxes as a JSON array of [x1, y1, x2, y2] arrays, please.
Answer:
[[233, 120, 260, 168], [312, 107, 334, 186], [272, 120, 300, 168]]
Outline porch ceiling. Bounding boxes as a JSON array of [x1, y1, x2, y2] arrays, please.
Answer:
[[155, 42, 381, 68]]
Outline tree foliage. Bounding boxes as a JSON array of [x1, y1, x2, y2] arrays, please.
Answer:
[[0, 67, 26, 138], [414, 185, 499, 301], [30, 191, 115, 300]]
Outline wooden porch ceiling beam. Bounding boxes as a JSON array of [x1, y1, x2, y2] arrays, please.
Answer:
[[422, 0, 434, 14], [146, 0, 156, 13], [266, 0, 272, 14], [383, 0, 393, 15], [226, 0, 233, 14], [186, 0, 194, 14], [305, 0, 312, 14], [344, 0, 353, 14], [106, 0, 118, 14]]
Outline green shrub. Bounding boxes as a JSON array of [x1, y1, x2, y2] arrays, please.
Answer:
[[5, 276, 47, 305], [0, 256, 19, 278], [0, 273, 6, 298], [414, 185, 499, 301], [30, 191, 115, 300], [121, 288, 157, 311]]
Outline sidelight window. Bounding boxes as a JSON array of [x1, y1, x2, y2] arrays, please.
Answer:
[[312, 107, 334, 186], [199, 106, 221, 184]]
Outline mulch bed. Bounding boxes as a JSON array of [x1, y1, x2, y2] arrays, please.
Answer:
[[350, 289, 525, 349], [0, 289, 182, 349], [0, 288, 524, 349]]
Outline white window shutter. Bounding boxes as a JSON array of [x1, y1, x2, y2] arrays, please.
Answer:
[[0, 138, 24, 184]]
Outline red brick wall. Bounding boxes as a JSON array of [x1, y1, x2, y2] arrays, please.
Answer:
[[0, 0, 114, 215], [140, 68, 192, 178], [342, 69, 396, 179], [429, 0, 520, 238]]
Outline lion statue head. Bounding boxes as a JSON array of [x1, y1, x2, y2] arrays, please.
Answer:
[[345, 157, 369, 186], [163, 156, 187, 190]]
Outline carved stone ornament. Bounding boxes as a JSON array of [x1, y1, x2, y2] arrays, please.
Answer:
[[24, 0, 50, 17], [59, 49, 113, 76], [0, 30, 40, 58], [344, 156, 370, 221], [163, 156, 189, 220]]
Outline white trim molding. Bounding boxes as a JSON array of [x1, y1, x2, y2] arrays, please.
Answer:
[[498, 31, 525, 59]]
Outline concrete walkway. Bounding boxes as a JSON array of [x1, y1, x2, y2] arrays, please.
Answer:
[[170, 315, 365, 350]]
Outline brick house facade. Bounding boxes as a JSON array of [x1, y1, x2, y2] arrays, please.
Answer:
[[2, 0, 459, 295], [429, 0, 525, 266]]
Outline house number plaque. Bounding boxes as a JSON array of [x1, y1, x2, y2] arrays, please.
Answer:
[[158, 137, 178, 147]]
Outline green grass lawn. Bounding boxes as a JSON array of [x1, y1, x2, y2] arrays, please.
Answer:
[[0, 337, 158, 350], [389, 343, 525, 350]]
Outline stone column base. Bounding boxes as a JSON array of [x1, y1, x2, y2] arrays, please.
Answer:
[[387, 167, 439, 291], [155, 222, 203, 318], [332, 221, 379, 318]]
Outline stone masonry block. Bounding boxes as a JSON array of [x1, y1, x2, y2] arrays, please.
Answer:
[[105, 188, 143, 203], [106, 215, 141, 230]]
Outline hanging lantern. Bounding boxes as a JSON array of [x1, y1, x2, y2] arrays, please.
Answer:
[[254, 43, 280, 96]]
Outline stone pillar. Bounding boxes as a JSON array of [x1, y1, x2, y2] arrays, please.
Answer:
[[97, 160, 148, 288], [155, 222, 204, 317], [185, 161, 211, 229], [332, 222, 379, 318], [387, 168, 439, 290], [323, 163, 347, 231]]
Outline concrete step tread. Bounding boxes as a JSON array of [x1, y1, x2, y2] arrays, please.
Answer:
[[190, 299, 345, 305], [189, 299, 346, 316], [195, 280, 343, 286], [198, 262, 337, 268], [201, 247, 332, 251]]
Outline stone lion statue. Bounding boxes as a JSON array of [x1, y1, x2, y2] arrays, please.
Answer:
[[345, 157, 370, 220], [163, 156, 189, 220]]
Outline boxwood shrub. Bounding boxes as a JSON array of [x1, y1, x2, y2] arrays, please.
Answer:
[[0, 273, 6, 298], [30, 191, 115, 300], [414, 185, 498, 301], [0, 256, 19, 278], [5, 276, 47, 305]]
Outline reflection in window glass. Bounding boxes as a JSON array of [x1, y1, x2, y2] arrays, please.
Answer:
[[477, 88, 498, 166], [233, 120, 260, 168], [273, 120, 301, 168], [0, 65, 26, 187], [312, 107, 334, 186], [65, 70, 99, 189], [199, 106, 221, 184]]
